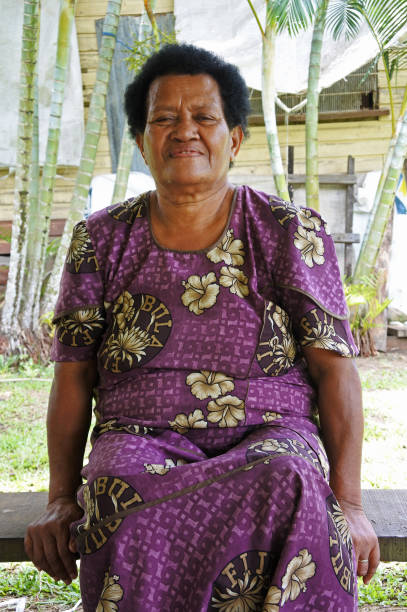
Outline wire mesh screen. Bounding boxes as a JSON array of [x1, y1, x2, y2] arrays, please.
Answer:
[[249, 61, 379, 116]]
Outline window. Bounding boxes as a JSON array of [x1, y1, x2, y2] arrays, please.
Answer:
[[249, 62, 387, 124]]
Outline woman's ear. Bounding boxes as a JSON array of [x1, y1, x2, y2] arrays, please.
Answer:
[[136, 134, 146, 163], [230, 126, 244, 162]]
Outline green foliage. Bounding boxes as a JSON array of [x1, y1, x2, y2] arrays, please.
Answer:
[[40, 310, 55, 339], [265, 0, 319, 36], [358, 563, 407, 605], [125, 30, 177, 75], [46, 236, 61, 258], [0, 229, 11, 243], [0, 562, 80, 605], [0, 354, 53, 377], [325, 0, 364, 41], [344, 274, 391, 336]]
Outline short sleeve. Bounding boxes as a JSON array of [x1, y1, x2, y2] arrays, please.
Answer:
[[270, 198, 349, 320], [277, 287, 358, 357], [50, 220, 106, 362]]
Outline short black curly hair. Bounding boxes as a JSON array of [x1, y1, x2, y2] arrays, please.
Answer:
[[125, 43, 251, 139]]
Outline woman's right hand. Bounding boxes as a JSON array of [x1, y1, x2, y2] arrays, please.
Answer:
[[24, 496, 83, 585]]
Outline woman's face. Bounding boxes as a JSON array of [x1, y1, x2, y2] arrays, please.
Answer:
[[136, 73, 242, 192]]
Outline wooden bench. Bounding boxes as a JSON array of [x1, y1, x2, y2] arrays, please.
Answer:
[[1, 490, 406, 563]]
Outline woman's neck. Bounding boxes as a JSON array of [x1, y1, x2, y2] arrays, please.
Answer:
[[149, 182, 235, 251]]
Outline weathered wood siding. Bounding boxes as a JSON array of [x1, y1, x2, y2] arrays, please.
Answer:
[[0, 0, 405, 223]]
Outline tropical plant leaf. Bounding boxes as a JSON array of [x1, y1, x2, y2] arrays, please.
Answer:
[[326, 0, 364, 41], [266, 0, 319, 36], [364, 0, 407, 49]]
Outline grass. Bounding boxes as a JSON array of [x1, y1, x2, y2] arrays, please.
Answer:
[[0, 354, 406, 608], [358, 563, 407, 606]]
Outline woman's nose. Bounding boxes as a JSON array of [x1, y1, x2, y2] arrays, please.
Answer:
[[171, 116, 198, 140]]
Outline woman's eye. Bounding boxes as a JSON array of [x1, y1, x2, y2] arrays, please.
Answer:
[[197, 115, 215, 122], [154, 116, 174, 124]]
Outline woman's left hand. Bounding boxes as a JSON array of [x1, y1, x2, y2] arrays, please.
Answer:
[[338, 498, 380, 584]]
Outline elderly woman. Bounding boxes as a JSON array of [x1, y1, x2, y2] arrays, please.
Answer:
[[26, 44, 379, 611]]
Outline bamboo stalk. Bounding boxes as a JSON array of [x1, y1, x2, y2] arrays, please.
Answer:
[[1, 0, 40, 343], [353, 107, 407, 280], [26, 0, 77, 329], [44, 0, 123, 312], [305, 0, 328, 212], [111, 125, 135, 204], [262, 8, 290, 201]]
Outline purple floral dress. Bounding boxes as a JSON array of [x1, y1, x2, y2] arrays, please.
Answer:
[[51, 185, 358, 611]]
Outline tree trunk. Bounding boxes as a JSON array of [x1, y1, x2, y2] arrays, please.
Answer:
[[305, 0, 328, 212], [262, 12, 290, 201], [353, 106, 407, 281], [21, 72, 41, 329], [111, 125, 135, 205], [354, 84, 407, 279], [44, 0, 123, 312], [1, 0, 40, 347], [26, 0, 77, 329]]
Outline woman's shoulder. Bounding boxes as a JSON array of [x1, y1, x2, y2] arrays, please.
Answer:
[[239, 184, 325, 231], [86, 192, 150, 235]]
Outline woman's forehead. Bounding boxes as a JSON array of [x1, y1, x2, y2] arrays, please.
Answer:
[[146, 73, 223, 111]]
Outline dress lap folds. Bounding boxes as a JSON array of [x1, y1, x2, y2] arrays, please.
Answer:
[[51, 186, 358, 611]]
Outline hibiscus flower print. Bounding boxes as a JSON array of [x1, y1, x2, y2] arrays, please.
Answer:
[[207, 395, 245, 427], [271, 304, 290, 335], [168, 409, 207, 434], [296, 208, 321, 231], [219, 266, 249, 298], [262, 411, 282, 423], [113, 291, 135, 330], [250, 439, 288, 454], [293, 226, 325, 268], [312, 433, 330, 480], [66, 221, 90, 263], [186, 370, 234, 400], [281, 549, 316, 605], [211, 572, 265, 611], [263, 585, 281, 612], [206, 228, 245, 266], [144, 458, 187, 475], [181, 272, 219, 315], [96, 571, 124, 612]]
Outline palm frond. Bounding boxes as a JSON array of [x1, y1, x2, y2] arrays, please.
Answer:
[[267, 0, 319, 36], [364, 0, 407, 48], [326, 0, 364, 40]]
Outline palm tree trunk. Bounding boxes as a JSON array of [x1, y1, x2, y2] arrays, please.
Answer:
[[21, 72, 41, 329], [262, 11, 290, 201], [111, 125, 135, 204], [1, 0, 40, 345], [44, 0, 123, 312], [353, 106, 407, 280], [26, 0, 77, 329], [354, 83, 407, 279], [305, 0, 328, 212]]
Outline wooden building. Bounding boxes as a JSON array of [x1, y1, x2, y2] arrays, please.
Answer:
[[0, 0, 406, 244]]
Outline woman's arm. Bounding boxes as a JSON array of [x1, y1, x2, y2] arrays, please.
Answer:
[[25, 360, 97, 585], [303, 346, 380, 584]]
